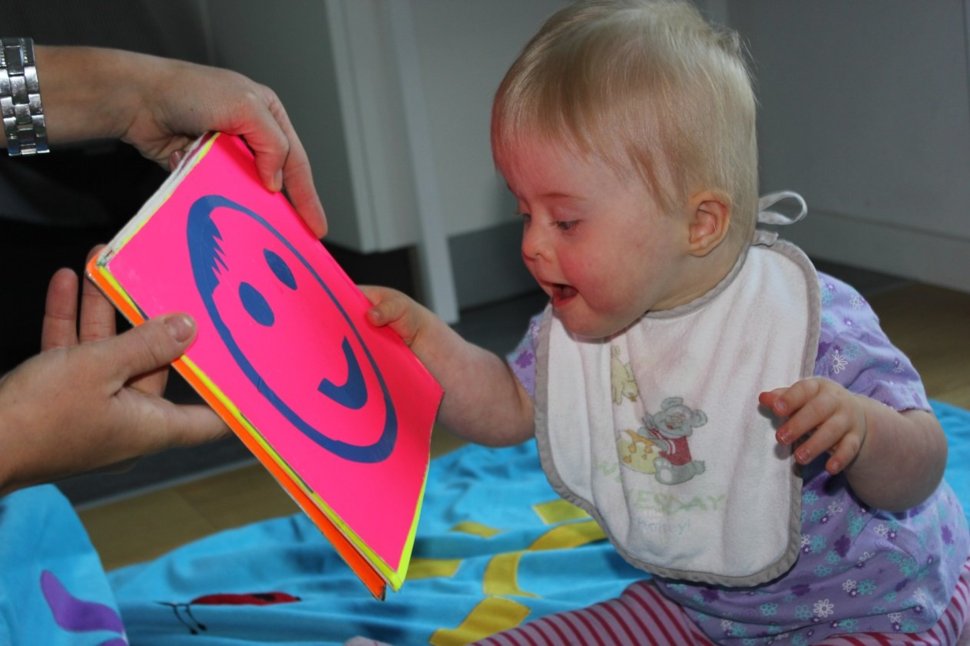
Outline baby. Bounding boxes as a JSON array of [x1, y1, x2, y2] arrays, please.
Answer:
[[364, 1, 970, 643]]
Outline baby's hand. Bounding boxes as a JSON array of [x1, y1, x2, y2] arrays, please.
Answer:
[[759, 378, 868, 475], [360, 285, 430, 347]]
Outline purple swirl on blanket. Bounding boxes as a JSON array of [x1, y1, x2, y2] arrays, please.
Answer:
[[40, 570, 126, 643]]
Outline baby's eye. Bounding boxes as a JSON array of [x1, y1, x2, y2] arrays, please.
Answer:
[[518, 211, 532, 224], [555, 220, 579, 232]]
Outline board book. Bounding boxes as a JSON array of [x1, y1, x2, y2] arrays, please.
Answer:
[[86, 132, 443, 599]]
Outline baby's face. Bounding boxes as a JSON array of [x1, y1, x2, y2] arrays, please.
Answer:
[[498, 138, 696, 339]]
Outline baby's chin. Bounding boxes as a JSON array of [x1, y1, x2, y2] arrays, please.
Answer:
[[557, 312, 639, 342]]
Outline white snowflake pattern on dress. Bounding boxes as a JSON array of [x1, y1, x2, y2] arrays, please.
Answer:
[[912, 588, 931, 607], [855, 550, 875, 568], [813, 598, 835, 618], [831, 350, 849, 374]]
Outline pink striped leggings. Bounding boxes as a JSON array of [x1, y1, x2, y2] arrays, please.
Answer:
[[477, 559, 970, 646]]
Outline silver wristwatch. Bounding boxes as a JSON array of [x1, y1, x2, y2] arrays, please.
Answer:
[[0, 37, 49, 156]]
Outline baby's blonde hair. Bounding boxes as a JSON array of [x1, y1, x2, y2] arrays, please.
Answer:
[[492, 0, 758, 246]]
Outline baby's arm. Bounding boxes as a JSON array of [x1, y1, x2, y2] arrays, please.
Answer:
[[760, 379, 947, 511], [362, 286, 535, 446]]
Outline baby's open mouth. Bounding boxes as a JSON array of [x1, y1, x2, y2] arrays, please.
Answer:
[[551, 283, 577, 304]]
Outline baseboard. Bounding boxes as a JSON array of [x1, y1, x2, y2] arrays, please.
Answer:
[[780, 209, 970, 295]]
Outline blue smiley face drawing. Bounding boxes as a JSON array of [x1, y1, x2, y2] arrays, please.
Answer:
[[186, 194, 396, 463]]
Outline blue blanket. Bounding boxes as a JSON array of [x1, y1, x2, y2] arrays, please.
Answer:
[[3, 401, 969, 645]]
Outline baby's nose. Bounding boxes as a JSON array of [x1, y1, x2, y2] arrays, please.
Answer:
[[521, 224, 549, 261]]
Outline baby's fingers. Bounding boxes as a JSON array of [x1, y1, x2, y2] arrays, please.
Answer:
[[822, 430, 865, 475], [786, 416, 859, 473], [761, 378, 828, 418], [758, 388, 786, 412], [764, 381, 831, 442], [360, 285, 403, 325], [360, 285, 422, 345]]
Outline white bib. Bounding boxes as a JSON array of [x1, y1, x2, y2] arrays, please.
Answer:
[[535, 229, 820, 586]]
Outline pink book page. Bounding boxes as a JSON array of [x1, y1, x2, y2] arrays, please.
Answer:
[[103, 133, 442, 575]]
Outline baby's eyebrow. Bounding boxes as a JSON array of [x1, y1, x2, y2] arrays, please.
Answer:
[[505, 182, 585, 204], [541, 191, 582, 201]]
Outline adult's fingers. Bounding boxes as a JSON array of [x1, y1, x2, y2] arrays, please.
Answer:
[[243, 89, 327, 237], [41, 268, 79, 351], [100, 313, 197, 383], [160, 403, 230, 449], [273, 107, 327, 238], [79, 247, 118, 343], [283, 150, 328, 238]]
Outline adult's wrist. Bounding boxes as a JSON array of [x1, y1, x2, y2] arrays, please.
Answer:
[[32, 45, 144, 145]]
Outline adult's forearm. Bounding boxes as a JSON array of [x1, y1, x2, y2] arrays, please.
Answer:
[[35, 46, 148, 144]]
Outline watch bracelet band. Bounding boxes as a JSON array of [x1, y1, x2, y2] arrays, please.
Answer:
[[0, 37, 49, 156]]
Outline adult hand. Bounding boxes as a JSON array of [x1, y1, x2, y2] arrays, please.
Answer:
[[0, 266, 227, 495], [37, 46, 327, 237]]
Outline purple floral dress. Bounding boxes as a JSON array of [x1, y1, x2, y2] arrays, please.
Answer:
[[507, 272, 970, 644]]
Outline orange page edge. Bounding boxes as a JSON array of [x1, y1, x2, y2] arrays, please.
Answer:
[[85, 255, 388, 600]]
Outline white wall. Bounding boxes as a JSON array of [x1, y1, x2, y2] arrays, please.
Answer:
[[408, 1, 568, 237], [205, 1, 970, 310], [727, 0, 970, 292]]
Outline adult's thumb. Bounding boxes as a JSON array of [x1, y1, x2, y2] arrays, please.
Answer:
[[109, 313, 197, 379]]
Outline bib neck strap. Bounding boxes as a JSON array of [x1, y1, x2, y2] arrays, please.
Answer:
[[757, 191, 807, 226]]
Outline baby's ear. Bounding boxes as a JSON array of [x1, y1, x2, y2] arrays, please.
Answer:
[[686, 191, 731, 257]]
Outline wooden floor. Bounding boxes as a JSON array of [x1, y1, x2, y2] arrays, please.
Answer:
[[78, 281, 970, 571]]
